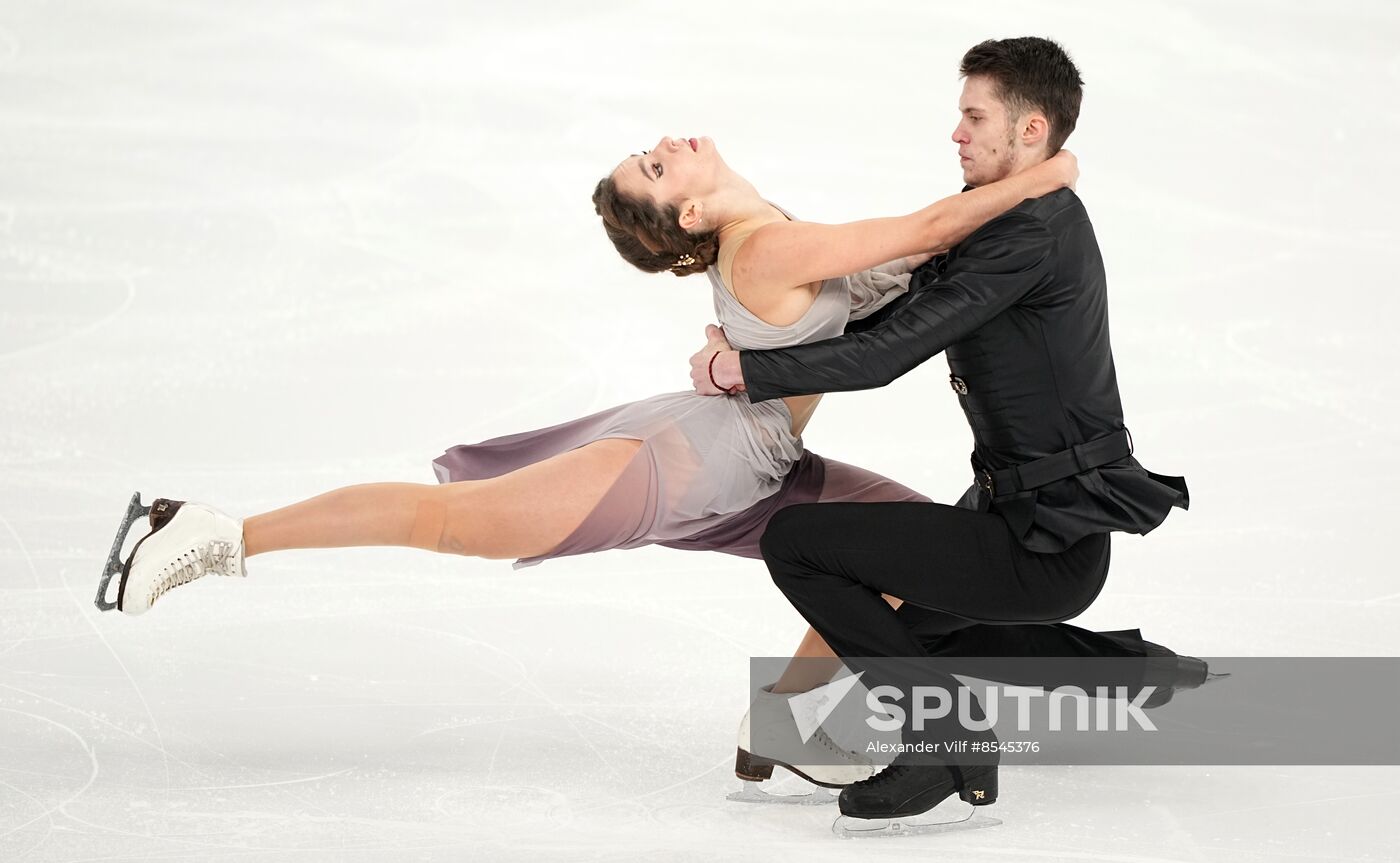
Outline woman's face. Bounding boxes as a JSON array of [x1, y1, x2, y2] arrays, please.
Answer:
[[610, 135, 719, 214]]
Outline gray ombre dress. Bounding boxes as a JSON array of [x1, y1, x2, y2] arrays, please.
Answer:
[[432, 250, 928, 569]]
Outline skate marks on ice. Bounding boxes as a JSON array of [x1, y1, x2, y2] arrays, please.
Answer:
[[0, 509, 43, 659], [0, 274, 137, 364], [0, 707, 99, 858]]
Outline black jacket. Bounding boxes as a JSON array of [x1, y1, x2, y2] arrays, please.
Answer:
[[738, 188, 1188, 553]]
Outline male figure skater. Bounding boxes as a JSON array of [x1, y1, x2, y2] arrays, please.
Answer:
[[691, 37, 1190, 820]]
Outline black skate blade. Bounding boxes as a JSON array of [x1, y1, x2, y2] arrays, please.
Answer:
[[726, 780, 837, 806], [833, 800, 1001, 839], [94, 492, 151, 612]]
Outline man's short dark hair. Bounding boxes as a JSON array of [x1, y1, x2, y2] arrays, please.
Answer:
[[960, 37, 1083, 154]]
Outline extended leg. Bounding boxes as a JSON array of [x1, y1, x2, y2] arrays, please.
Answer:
[[242, 438, 643, 560], [111, 439, 643, 615]]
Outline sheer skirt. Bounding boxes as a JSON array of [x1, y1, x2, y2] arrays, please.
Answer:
[[430, 391, 929, 568]]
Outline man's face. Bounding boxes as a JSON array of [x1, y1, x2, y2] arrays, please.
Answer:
[[951, 75, 1018, 187]]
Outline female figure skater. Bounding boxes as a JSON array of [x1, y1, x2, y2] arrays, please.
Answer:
[[98, 134, 1076, 788]]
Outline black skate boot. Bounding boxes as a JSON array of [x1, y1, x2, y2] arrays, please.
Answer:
[[838, 755, 997, 818], [832, 753, 1001, 838], [1139, 640, 1230, 708]]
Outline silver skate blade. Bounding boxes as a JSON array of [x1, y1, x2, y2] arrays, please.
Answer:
[[833, 801, 1001, 839], [1203, 671, 1232, 685], [726, 780, 837, 806], [94, 492, 151, 612]]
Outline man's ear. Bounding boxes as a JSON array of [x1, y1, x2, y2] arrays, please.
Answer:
[[678, 199, 705, 231], [1018, 113, 1050, 150]]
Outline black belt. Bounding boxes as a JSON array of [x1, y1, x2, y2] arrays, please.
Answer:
[[976, 429, 1133, 498]]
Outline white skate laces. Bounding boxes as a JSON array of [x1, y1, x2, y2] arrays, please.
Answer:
[[146, 539, 241, 606], [120, 501, 246, 616], [796, 694, 868, 766]]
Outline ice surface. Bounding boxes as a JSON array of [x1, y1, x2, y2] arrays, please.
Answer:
[[2, 1, 1398, 860]]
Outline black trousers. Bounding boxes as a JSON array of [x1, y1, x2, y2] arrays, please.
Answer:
[[762, 500, 1112, 655], [761, 500, 1149, 750]]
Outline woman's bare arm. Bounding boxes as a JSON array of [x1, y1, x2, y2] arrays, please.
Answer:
[[732, 150, 1077, 298]]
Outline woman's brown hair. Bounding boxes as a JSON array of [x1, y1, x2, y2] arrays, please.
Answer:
[[592, 176, 720, 278]]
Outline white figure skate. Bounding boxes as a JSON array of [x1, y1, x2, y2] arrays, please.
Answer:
[[96, 493, 245, 615], [727, 683, 876, 805]]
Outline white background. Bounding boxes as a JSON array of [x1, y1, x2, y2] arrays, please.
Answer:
[[2, 1, 1397, 860]]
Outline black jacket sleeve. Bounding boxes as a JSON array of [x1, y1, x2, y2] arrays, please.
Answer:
[[739, 212, 1057, 403]]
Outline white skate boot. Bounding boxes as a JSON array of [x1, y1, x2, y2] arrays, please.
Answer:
[[95, 494, 246, 615], [728, 683, 876, 804]]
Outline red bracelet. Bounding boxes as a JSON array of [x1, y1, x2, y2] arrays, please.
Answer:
[[709, 351, 736, 395]]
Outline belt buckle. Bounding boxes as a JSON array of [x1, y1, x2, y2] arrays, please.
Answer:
[[977, 470, 994, 496]]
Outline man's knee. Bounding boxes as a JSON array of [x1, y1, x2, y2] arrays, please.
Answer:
[[759, 503, 824, 563]]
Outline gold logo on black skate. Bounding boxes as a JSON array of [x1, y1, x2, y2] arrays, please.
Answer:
[[972, 790, 986, 800]]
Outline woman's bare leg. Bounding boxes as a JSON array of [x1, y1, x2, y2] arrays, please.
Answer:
[[242, 438, 643, 560], [770, 598, 903, 693], [244, 437, 896, 691]]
